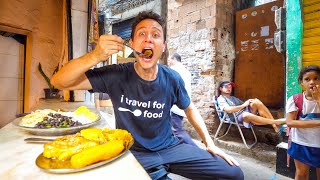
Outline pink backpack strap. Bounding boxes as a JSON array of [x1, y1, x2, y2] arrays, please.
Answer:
[[286, 93, 303, 167], [293, 93, 303, 119]]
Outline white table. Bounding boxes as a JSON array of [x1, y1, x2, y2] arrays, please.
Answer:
[[0, 116, 150, 180]]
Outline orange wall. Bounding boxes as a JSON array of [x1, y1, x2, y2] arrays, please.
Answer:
[[0, 0, 64, 110]]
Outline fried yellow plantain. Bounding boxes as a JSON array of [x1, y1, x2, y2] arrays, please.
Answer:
[[42, 128, 134, 168], [70, 140, 124, 168], [43, 134, 98, 160], [80, 128, 107, 143], [102, 128, 134, 149]]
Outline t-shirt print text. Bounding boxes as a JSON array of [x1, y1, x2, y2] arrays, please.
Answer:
[[118, 95, 165, 118]]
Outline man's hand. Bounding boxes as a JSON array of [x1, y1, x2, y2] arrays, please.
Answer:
[[91, 34, 125, 63], [243, 99, 254, 106], [206, 145, 240, 166]]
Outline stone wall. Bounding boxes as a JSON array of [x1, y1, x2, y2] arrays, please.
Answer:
[[167, 0, 236, 131]]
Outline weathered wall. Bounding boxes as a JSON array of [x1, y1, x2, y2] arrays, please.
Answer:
[[167, 0, 236, 128], [0, 0, 64, 110]]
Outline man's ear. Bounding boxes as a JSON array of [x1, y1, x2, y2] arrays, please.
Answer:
[[129, 38, 133, 47], [163, 41, 166, 52], [219, 87, 223, 93]]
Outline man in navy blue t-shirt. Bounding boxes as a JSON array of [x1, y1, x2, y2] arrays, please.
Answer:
[[52, 11, 243, 180]]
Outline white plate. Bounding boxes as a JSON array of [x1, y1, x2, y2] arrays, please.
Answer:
[[12, 115, 101, 136]]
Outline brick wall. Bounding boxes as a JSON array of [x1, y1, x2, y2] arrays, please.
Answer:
[[167, 0, 236, 129]]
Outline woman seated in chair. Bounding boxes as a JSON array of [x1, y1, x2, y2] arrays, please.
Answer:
[[216, 81, 286, 133]]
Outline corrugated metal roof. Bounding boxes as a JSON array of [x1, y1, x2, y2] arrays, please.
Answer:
[[99, 0, 153, 15]]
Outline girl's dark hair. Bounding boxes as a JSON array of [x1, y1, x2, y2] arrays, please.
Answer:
[[130, 11, 166, 42], [298, 65, 320, 82]]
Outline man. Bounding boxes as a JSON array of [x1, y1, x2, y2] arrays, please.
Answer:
[[217, 81, 286, 132], [51, 11, 243, 180], [168, 53, 197, 146]]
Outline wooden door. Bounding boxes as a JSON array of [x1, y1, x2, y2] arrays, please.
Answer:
[[234, 0, 284, 108]]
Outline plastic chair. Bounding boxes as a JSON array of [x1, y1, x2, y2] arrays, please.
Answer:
[[212, 98, 257, 149]]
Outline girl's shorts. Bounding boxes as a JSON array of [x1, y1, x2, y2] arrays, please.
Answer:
[[288, 142, 320, 168]]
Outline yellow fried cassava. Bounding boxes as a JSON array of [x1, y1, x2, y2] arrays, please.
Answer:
[[102, 128, 134, 149], [43, 133, 98, 160], [70, 140, 124, 168], [80, 128, 107, 143]]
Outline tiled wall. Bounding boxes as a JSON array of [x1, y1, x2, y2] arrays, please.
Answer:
[[0, 36, 23, 127], [71, 0, 88, 101]]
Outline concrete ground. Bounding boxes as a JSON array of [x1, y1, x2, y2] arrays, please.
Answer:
[[227, 149, 292, 180], [169, 146, 292, 180]]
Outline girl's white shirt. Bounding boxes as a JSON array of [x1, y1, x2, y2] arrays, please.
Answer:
[[286, 92, 320, 148]]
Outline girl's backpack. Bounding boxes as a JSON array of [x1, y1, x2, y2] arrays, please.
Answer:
[[286, 93, 303, 167]]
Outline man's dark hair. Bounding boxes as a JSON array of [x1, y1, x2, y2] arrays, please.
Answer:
[[130, 11, 166, 42], [171, 53, 181, 62], [298, 65, 320, 83]]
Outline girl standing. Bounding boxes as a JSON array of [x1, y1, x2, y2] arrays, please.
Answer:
[[286, 65, 320, 180]]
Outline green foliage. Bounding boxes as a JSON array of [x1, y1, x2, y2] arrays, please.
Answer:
[[38, 63, 59, 90]]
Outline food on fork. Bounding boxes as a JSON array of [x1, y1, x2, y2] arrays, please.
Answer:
[[142, 49, 153, 58]]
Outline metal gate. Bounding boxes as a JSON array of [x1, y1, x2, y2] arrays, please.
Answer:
[[234, 0, 285, 108]]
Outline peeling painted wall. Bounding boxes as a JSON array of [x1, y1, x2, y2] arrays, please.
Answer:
[[0, 0, 64, 110], [285, 0, 302, 101]]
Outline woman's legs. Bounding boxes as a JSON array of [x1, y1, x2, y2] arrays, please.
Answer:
[[294, 159, 310, 180]]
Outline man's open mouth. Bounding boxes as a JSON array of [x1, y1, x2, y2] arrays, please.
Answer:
[[141, 48, 153, 59]]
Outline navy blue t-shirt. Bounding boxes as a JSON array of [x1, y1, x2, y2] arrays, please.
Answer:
[[85, 62, 191, 151]]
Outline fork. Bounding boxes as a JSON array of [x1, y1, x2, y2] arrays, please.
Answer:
[[24, 137, 54, 143], [124, 44, 144, 57]]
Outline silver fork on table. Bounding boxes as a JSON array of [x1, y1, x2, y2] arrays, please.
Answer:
[[24, 137, 54, 143]]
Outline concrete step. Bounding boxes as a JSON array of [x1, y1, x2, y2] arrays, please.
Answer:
[[213, 136, 277, 164]]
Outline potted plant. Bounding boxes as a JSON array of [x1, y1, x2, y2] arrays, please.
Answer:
[[38, 63, 60, 99]]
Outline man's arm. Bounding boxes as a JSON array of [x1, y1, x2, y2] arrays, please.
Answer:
[[223, 99, 253, 113], [51, 34, 124, 90], [184, 103, 240, 166]]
